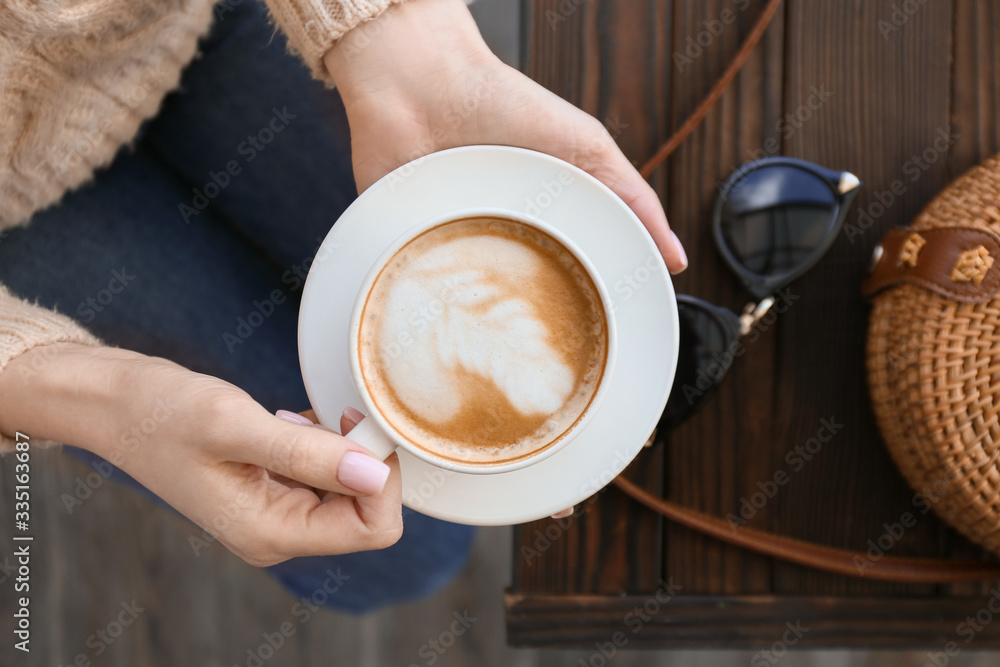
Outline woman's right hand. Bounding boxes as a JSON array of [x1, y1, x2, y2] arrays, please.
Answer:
[[0, 343, 403, 566]]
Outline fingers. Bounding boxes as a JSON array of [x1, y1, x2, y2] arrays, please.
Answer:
[[278, 407, 361, 435], [255, 453, 404, 561], [514, 83, 688, 274], [210, 407, 404, 565], [592, 146, 688, 275], [234, 408, 391, 497]]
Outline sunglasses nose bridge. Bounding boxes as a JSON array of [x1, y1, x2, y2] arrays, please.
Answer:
[[738, 296, 776, 335]]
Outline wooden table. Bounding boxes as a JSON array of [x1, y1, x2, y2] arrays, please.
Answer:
[[506, 0, 1000, 649]]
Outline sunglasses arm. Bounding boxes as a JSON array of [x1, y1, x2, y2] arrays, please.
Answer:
[[739, 296, 775, 336]]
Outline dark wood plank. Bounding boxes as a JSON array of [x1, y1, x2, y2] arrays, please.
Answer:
[[949, 0, 1000, 177], [661, 0, 786, 597], [507, 593, 1000, 648], [510, 0, 1000, 649], [765, 0, 958, 596], [514, 0, 671, 596]]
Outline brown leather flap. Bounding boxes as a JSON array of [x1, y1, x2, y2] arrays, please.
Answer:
[[862, 226, 1000, 303]]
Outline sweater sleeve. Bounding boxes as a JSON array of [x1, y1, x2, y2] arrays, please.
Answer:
[[263, 0, 476, 84], [0, 284, 103, 452], [262, 0, 409, 83]]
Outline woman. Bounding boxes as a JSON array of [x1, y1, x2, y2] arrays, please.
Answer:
[[0, 0, 686, 612]]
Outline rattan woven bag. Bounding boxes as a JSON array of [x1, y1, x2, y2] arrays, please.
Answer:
[[864, 155, 1000, 556]]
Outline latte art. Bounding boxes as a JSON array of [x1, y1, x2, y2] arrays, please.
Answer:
[[357, 216, 609, 466]]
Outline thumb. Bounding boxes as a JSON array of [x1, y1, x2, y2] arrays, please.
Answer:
[[233, 410, 392, 496]]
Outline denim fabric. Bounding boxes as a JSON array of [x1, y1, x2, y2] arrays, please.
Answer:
[[0, 0, 474, 614]]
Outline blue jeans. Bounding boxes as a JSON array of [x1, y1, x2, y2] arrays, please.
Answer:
[[0, 0, 474, 614]]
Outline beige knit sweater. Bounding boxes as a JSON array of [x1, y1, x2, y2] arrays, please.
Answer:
[[0, 0, 416, 450]]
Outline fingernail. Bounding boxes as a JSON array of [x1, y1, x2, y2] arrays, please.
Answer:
[[670, 230, 688, 273], [276, 410, 314, 426], [338, 451, 390, 495], [343, 406, 366, 426], [551, 508, 574, 519]]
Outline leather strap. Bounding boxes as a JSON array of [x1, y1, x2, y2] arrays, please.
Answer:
[[638, 0, 784, 179], [614, 477, 1000, 583], [862, 227, 1000, 303]]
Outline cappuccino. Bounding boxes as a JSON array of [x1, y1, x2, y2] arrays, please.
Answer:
[[357, 216, 608, 466]]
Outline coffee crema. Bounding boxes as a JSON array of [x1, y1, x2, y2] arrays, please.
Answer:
[[357, 216, 608, 466]]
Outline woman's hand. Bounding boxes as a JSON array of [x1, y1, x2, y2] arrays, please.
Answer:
[[0, 343, 402, 566], [323, 0, 688, 274]]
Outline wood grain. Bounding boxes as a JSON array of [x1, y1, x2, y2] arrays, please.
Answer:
[[510, 0, 1000, 648], [507, 593, 1000, 648]]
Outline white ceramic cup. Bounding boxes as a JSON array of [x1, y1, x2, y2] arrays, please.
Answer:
[[345, 207, 618, 474]]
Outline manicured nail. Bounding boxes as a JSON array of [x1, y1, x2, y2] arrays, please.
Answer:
[[551, 508, 574, 519], [276, 410, 314, 426], [338, 451, 391, 495], [670, 230, 688, 273], [343, 406, 366, 426]]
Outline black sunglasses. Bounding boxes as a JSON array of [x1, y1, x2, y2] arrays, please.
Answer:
[[660, 156, 862, 431]]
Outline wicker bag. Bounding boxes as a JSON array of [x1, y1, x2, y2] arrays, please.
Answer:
[[865, 155, 1000, 556]]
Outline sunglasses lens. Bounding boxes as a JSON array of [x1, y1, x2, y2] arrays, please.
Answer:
[[718, 165, 838, 276], [661, 299, 740, 429]]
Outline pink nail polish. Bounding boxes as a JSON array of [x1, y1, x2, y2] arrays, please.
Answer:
[[343, 406, 366, 424], [338, 451, 390, 495], [551, 508, 574, 519], [276, 410, 314, 426], [670, 230, 688, 272]]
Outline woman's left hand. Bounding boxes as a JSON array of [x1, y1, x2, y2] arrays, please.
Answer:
[[323, 0, 687, 274]]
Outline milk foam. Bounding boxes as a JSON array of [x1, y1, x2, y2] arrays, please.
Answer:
[[358, 217, 607, 466]]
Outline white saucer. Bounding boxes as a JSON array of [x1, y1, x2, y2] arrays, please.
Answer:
[[298, 146, 678, 525]]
